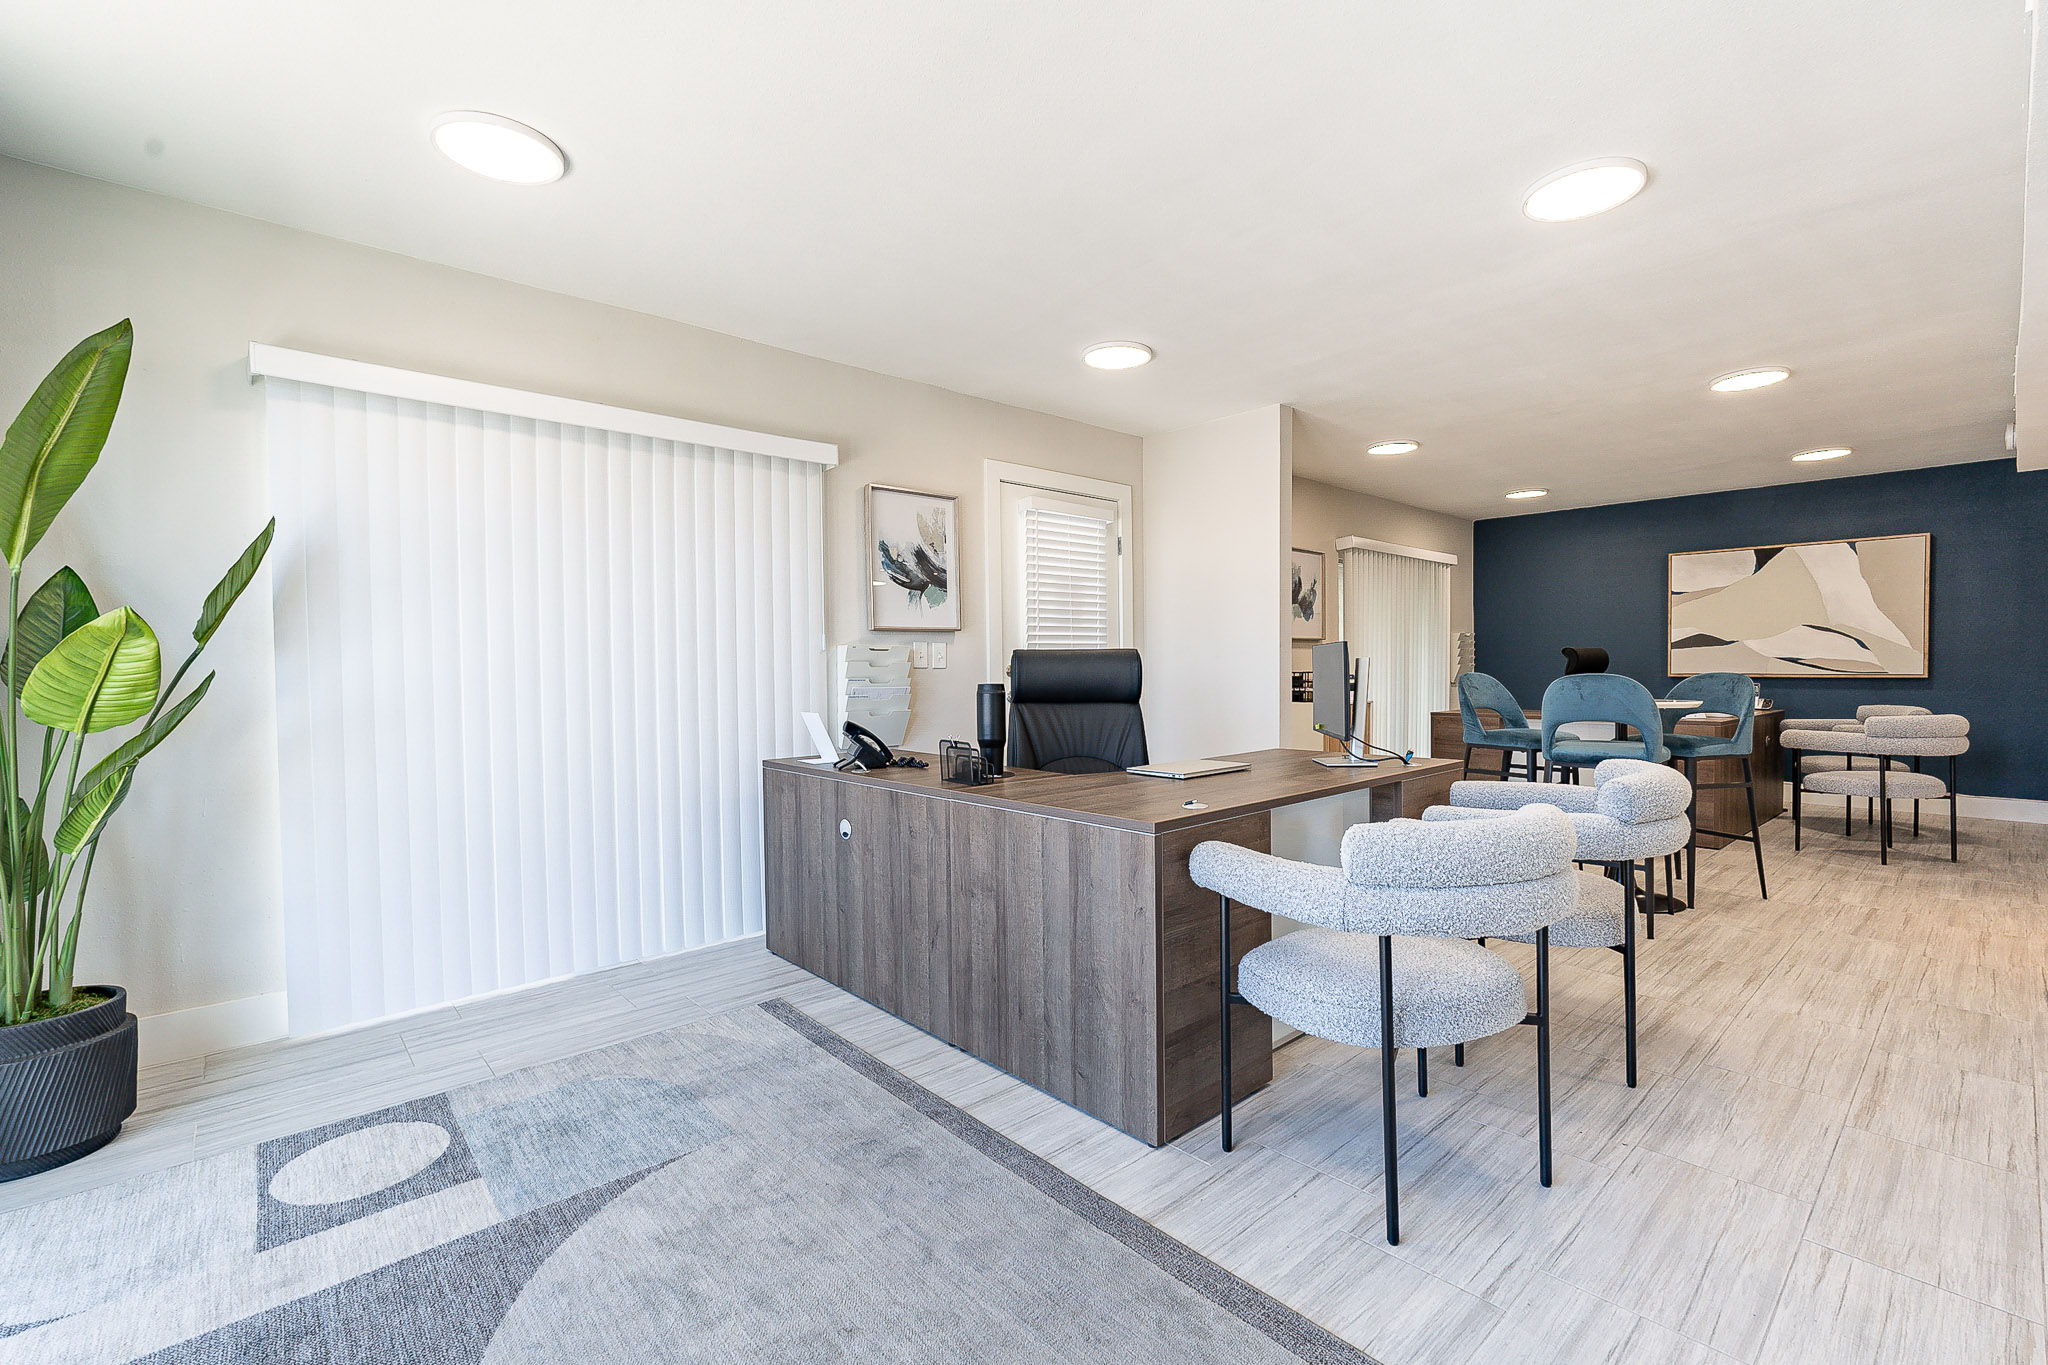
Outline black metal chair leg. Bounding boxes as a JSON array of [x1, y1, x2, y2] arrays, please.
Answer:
[[1454, 1043, 1465, 1067], [1218, 893, 1234, 1152], [1878, 767, 1890, 866], [1682, 758, 1699, 909], [1913, 799, 1920, 838], [1417, 1047, 1429, 1097], [1535, 927, 1553, 1187], [1379, 934, 1399, 1245], [1462, 743, 1474, 781], [1741, 756, 1767, 899], [1621, 860, 1639, 1088], [1793, 776, 1803, 850], [1948, 756, 1959, 861]]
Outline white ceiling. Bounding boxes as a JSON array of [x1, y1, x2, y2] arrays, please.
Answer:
[[0, 1, 2029, 518]]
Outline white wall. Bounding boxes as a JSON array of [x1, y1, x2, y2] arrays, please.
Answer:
[[1140, 405, 1293, 758], [0, 155, 1141, 1035]]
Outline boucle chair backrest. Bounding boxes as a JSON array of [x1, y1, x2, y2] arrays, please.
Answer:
[[1856, 704, 1931, 721], [1335, 804, 1579, 938], [1863, 713, 1970, 755], [1457, 672, 1529, 740], [1591, 758, 1694, 824]]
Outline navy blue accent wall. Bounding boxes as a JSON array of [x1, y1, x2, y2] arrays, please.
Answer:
[[1473, 459, 2048, 800]]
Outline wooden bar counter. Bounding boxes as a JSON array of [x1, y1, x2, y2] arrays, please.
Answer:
[[763, 748, 1458, 1146]]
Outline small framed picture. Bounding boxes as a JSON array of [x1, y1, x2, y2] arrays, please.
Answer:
[[1290, 548, 1326, 641], [867, 484, 960, 632]]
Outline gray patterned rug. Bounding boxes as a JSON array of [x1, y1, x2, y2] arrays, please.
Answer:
[[0, 1000, 1379, 1364]]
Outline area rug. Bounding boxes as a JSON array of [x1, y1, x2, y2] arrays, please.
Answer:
[[0, 1000, 1379, 1363]]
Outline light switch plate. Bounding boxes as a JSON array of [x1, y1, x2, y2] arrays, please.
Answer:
[[910, 642, 930, 669], [930, 642, 947, 669]]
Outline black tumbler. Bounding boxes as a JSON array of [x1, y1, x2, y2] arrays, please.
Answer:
[[977, 683, 1007, 777]]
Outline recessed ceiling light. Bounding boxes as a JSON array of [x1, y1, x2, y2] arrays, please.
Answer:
[[1522, 157, 1649, 222], [1791, 448, 1852, 463], [1709, 367, 1792, 393], [1082, 341, 1154, 370], [431, 112, 566, 185], [1366, 440, 1420, 456], [1504, 488, 1549, 500]]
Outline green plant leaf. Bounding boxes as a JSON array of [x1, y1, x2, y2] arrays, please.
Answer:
[[194, 518, 274, 645], [75, 671, 212, 796], [6, 566, 98, 691], [55, 766, 133, 854], [0, 320, 133, 566], [21, 607, 161, 733], [2, 797, 50, 897]]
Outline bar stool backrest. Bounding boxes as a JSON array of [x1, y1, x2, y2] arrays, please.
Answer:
[[1336, 805, 1578, 939], [1862, 713, 1970, 756], [1456, 672, 1530, 741], [1665, 672, 1757, 750], [1540, 674, 1665, 762]]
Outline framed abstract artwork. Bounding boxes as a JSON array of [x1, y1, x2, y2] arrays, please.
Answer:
[[1667, 532, 1929, 678], [867, 484, 960, 632], [1290, 548, 1326, 642]]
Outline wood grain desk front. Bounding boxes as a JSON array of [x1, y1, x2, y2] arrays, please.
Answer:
[[763, 749, 1459, 1145]]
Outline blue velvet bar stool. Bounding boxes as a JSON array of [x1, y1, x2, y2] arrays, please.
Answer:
[[1541, 675, 1684, 919], [1455, 672, 1544, 781], [1661, 673, 1767, 904], [1540, 674, 1670, 777]]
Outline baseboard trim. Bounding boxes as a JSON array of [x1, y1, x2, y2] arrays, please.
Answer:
[[1955, 794, 2048, 824], [138, 992, 288, 1067]]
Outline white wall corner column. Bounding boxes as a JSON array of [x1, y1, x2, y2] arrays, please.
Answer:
[[1139, 404, 1294, 758]]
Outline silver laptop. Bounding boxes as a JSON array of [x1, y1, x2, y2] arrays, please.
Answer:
[[1126, 758, 1252, 780]]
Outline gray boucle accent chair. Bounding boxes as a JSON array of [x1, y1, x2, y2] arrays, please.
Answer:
[[1419, 757, 1693, 1088], [1784, 714, 1968, 863], [1189, 804, 1577, 1246], [1790, 706, 1932, 835]]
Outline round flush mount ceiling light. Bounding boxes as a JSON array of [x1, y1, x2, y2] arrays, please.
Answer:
[[1082, 341, 1154, 370], [431, 112, 566, 185], [1791, 447, 1852, 462], [1504, 488, 1550, 500], [1366, 440, 1420, 456], [1522, 157, 1649, 222], [1709, 366, 1792, 393]]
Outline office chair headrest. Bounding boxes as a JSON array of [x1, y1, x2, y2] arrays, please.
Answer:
[[1560, 647, 1610, 675], [1008, 649, 1143, 705]]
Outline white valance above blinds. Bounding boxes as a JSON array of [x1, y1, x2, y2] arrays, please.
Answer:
[[263, 373, 826, 1034]]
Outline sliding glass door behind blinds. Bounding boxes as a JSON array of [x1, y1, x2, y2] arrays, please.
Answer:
[[266, 380, 825, 1034]]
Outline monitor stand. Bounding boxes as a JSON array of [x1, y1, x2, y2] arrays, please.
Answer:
[[1312, 753, 1380, 768]]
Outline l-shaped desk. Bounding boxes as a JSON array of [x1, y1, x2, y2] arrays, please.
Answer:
[[763, 748, 1458, 1145]]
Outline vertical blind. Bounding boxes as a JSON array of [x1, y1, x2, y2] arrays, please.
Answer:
[[1340, 545, 1453, 759], [1002, 484, 1122, 653], [267, 379, 825, 1034]]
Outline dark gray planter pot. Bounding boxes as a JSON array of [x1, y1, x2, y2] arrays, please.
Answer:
[[0, 985, 138, 1182]]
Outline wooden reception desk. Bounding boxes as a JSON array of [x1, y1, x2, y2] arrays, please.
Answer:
[[763, 749, 1458, 1145]]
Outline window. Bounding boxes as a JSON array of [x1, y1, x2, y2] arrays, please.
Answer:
[[984, 462, 1133, 674]]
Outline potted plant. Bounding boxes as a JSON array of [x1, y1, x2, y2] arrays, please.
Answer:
[[0, 321, 272, 1181]]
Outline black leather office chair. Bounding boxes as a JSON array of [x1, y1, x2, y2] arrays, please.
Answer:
[[1560, 647, 1610, 675], [1007, 649, 1149, 774]]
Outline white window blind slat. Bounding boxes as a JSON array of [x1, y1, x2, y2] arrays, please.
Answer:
[[1340, 546, 1454, 759]]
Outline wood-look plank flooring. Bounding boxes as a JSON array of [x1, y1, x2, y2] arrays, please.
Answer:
[[4, 806, 2043, 1363]]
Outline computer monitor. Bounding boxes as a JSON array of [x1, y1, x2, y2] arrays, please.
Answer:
[[1310, 641, 1378, 767]]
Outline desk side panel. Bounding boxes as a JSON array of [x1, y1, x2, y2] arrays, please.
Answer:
[[946, 802, 1158, 1140]]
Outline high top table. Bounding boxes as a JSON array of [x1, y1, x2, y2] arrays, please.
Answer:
[[762, 748, 1459, 1145]]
